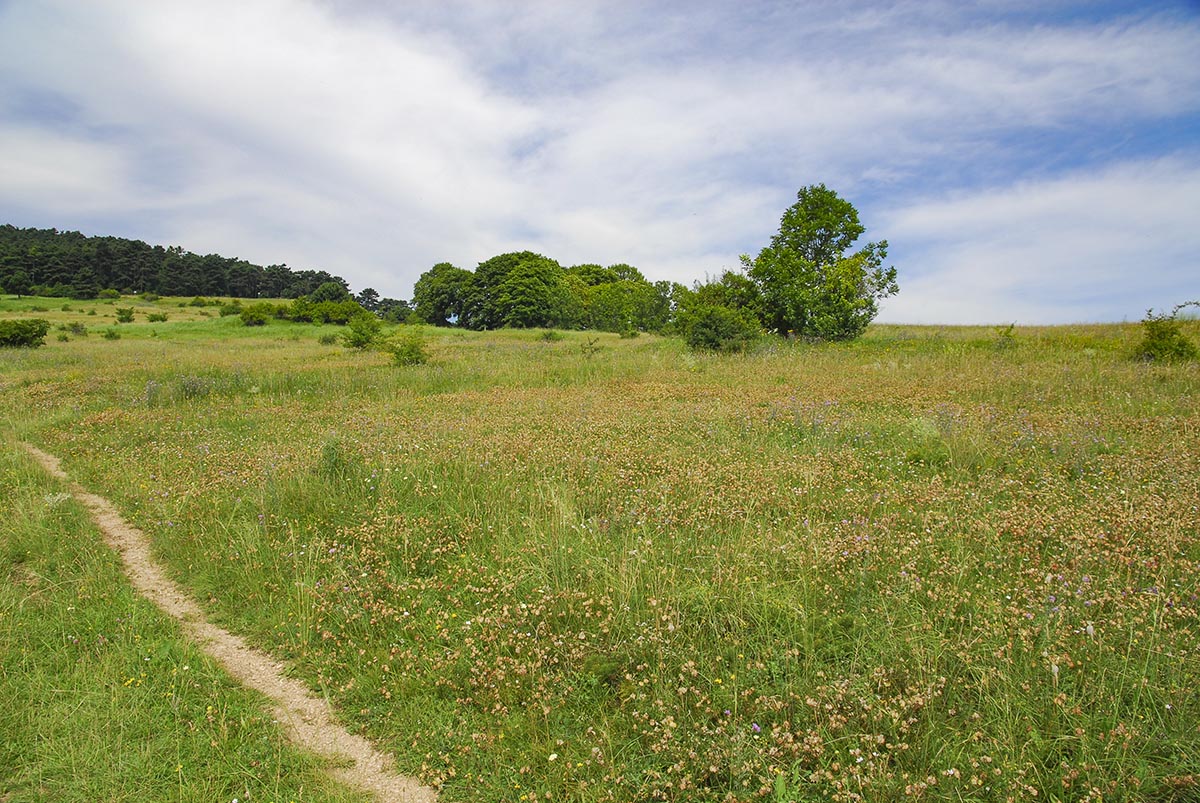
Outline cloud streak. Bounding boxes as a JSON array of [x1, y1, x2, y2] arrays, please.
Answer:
[[1, 0, 1197, 322]]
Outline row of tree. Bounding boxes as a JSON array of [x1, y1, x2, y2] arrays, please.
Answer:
[[0, 225, 352, 300], [4, 184, 899, 345], [412, 254, 679, 333], [412, 185, 898, 344]]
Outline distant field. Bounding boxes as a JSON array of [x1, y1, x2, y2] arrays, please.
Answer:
[[2, 294, 1198, 802]]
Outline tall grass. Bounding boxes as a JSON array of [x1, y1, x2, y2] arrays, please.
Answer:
[[0, 444, 371, 803], [3, 308, 1198, 801]]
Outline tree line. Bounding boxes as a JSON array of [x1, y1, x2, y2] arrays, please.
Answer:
[[413, 185, 898, 345], [4, 185, 899, 346], [0, 225, 352, 300]]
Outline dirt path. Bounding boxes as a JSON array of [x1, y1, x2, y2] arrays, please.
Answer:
[[21, 442, 437, 803]]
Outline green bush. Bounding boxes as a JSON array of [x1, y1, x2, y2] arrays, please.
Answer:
[[391, 331, 429, 366], [115, 307, 135, 323], [318, 332, 339, 345], [218, 302, 243, 317], [1136, 302, 1198, 362], [341, 312, 383, 349], [102, 328, 121, 340], [0, 319, 50, 348], [67, 322, 88, 337], [679, 303, 761, 353], [539, 329, 564, 342], [240, 302, 276, 326], [147, 312, 168, 323], [97, 288, 121, 299]]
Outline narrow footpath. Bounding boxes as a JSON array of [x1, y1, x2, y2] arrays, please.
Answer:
[[21, 442, 436, 803]]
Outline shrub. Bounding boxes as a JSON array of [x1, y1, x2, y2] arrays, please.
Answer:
[[679, 303, 761, 353], [993, 323, 1016, 351], [140, 293, 161, 302], [218, 302, 243, 317], [240, 302, 277, 326], [57, 333, 70, 342], [67, 322, 88, 337], [540, 329, 564, 342], [189, 296, 211, 307], [341, 312, 383, 349], [147, 312, 168, 323], [318, 332, 339, 346], [0, 319, 50, 347], [1136, 302, 1198, 362], [391, 331, 429, 366], [115, 307, 135, 323], [619, 328, 640, 339], [102, 328, 120, 340], [97, 288, 121, 299]]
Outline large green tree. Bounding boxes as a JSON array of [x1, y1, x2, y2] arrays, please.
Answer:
[[412, 262, 473, 326], [743, 184, 897, 340]]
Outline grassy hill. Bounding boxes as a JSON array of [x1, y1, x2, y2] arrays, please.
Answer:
[[3, 294, 1199, 801]]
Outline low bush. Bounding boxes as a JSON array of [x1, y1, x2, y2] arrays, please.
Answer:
[[1136, 302, 1198, 362], [679, 303, 761, 353], [240, 302, 277, 326], [102, 328, 120, 340], [97, 288, 121, 299], [0, 319, 50, 347], [115, 307, 135, 323], [147, 312, 169, 323], [391, 330, 429, 366], [341, 312, 383, 349]]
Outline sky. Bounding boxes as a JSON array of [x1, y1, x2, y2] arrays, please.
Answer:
[[1, 0, 1197, 324]]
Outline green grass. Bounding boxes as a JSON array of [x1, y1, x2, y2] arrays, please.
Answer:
[[2, 300, 1199, 801], [0, 442, 372, 803]]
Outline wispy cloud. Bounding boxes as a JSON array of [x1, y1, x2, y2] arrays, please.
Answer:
[[1, 0, 1196, 321]]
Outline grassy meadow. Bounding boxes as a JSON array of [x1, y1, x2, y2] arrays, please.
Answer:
[[2, 294, 1199, 802]]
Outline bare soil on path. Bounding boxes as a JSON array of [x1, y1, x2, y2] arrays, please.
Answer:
[[21, 442, 437, 803]]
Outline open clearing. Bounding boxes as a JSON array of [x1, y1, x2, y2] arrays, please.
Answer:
[[2, 296, 1199, 802]]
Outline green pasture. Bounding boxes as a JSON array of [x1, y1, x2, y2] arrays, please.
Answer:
[[2, 294, 1199, 802]]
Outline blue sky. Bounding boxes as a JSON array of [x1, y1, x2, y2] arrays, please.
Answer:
[[1, 0, 1197, 323]]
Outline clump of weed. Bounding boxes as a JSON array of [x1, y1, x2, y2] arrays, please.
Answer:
[[147, 312, 168, 323], [316, 433, 364, 484], [68, 322, 87, 336], [1136, 302, 1198, 362], [97, 288, 120, 299], [391, 330, 429, 366], [102, 328, 120, 340], [539, 329, 564, 342], [115, 307, 135, 323], [176, 375, 213, 400], [218, 301, 243, 317], [619, 328, 640, 339], [993, 322, 1016, 350], [318, 332, 339, 346], [580, 336, 603, 359]]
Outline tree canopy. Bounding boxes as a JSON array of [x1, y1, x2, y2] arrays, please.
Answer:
[[0, 224, 352, 300], [742, 184, 898, 340]]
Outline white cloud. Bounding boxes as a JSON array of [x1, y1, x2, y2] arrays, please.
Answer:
[[1, 0, 1197, 319], [878, 157, 1200, 324]]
